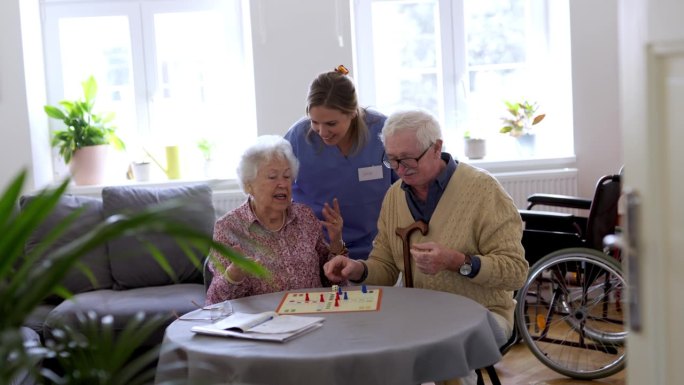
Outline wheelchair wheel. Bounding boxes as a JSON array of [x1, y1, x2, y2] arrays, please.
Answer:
[[515, 247, 626, 380]]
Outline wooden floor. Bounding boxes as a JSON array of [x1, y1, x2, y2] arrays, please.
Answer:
[[482, 341, 626, 385]]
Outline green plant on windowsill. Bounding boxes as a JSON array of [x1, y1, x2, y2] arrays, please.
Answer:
[[44, 75, 125, 164], [499, 100, 546, 138], [197, 138, 215, 162], [0, 170, 268, 385]]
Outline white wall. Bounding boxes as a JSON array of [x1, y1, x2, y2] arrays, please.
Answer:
[[0, 0, 621, 196], [570, 0, 623, 197], [0, 0, 37, 191], [249, 0, 353, 135]]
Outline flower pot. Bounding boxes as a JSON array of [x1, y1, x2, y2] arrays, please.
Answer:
[[464, 138, 486, 160], [131, 162, 152, 181], [69, 144, 109, 185], [516, 133, 536, 157], [203, 159, 217, 178]]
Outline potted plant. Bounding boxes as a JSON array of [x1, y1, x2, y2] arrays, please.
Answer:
[[499, 100, 546, 138], [44, 75, 125, 185], [0, 170, 267, 384], [463, 130, 486, 160], [197, 138, 216, 178]]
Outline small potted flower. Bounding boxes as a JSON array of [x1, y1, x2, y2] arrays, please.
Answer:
[[499, 100, 546, 138], [197, 138, 216, 178], [463, 130, 486, 160]]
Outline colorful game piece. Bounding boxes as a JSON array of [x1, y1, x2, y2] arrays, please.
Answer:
[[276, 288, 382, 314], [305, 293, 309, 302], [337, 285, 343, 295], [361, 284, 367, 293]]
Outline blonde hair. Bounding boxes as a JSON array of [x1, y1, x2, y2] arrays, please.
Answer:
[[305, 69, 368, 154]]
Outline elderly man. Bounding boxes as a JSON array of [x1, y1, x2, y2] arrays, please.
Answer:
[[324, 109, 528, 385]]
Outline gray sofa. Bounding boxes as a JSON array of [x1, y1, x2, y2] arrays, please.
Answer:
[[21, 183, 215, 349]]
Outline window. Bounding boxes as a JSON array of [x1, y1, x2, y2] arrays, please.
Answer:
[[42, 0, 256, 181], [352, 0, 573, 161]]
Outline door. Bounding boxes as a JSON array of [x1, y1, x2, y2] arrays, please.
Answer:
[[619, 0, 684, 384]]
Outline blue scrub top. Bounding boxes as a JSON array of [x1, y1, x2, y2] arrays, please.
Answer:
[[284, 109, 395, 260]]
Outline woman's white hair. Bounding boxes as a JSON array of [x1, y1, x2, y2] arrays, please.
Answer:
[[380, 109, 442, 149], [236, 135, 300, 194]]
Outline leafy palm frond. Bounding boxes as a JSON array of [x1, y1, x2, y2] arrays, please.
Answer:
[[41, 311, 165, 385], [0, 170, 269, 384]]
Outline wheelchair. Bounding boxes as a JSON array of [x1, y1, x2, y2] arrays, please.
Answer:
[[515, 172, 626, 380]]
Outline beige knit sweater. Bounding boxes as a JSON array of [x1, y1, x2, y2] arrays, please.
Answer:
[[365, 162, 528, 325]]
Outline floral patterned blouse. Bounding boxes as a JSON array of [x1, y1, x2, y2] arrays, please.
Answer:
[[206, 201, 339, 304]]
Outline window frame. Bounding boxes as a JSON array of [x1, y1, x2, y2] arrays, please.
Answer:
[[41, 0, 256, 181], [352, 0, 575, 167]]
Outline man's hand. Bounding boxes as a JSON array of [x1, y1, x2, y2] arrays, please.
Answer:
[[324, 255, 364, 283], [410, 241, 461, 275]]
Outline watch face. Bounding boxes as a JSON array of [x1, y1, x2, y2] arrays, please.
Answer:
[[459, 263, 472, 276]]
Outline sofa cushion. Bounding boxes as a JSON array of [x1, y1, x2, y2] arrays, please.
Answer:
[[43, 284, 206, 348], [102, 184, 214, 290], [21, 194, 112, 303]]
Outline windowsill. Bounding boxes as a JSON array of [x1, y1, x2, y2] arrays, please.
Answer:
[[65, 156, 576, 195], [66, 177, 242, 195], [460, 155, 577, 174]]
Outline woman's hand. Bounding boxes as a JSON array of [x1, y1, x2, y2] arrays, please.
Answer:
[[223, 245, 251, 284], [321, 198, 344, 251]]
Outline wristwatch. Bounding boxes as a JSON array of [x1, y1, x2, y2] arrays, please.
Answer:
[[459, 254, 473, 276]]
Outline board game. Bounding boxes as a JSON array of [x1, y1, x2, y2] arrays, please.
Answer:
[[276, 286, 382, 314]]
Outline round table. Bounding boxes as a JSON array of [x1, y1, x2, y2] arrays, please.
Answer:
[[155, 286, 505, 385]]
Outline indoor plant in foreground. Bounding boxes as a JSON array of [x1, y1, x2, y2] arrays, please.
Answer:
[[44, 76, 125, 185], [0, 170, 268, 384]]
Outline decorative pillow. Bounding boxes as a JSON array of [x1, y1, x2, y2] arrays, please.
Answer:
[[102, 184, 214, 290], [21, 194, 112, 303]]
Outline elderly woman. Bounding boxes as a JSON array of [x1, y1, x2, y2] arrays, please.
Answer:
[[206, 135, 347, 304]]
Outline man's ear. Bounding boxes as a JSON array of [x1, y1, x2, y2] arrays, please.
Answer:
[[434, 139, 443, 153]]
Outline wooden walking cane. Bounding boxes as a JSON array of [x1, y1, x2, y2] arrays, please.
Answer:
[[395, 221, 429, 288]]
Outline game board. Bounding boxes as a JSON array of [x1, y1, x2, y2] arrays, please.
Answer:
[[276, 286, 382, 314]]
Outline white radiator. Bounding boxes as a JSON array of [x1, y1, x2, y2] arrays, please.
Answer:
[[68, 169, 578, 218], [493, 168, 579, 210], [212, 189, 247, 217], [211, 169, 579, 216]]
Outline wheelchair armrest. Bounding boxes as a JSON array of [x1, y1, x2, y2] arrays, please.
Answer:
[[526, 193, 592, 210], [519, 209, 585, 237], [519, 209, 575, 222]]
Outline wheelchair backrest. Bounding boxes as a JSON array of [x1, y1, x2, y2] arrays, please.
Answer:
[[585, 174, 622, 250]]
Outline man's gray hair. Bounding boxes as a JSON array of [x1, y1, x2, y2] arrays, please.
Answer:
[[236, 135, 300, 194], [380, 109, 442, 149]]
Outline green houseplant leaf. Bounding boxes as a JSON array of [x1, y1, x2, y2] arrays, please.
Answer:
[[45, 76, 125, 164], [0, 170, 269, 384]]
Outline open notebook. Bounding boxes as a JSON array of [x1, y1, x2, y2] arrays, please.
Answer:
[[190, 311, 324, 342]]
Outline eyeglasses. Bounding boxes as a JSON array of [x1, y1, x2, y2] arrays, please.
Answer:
[[382, 143, 433, 170]]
